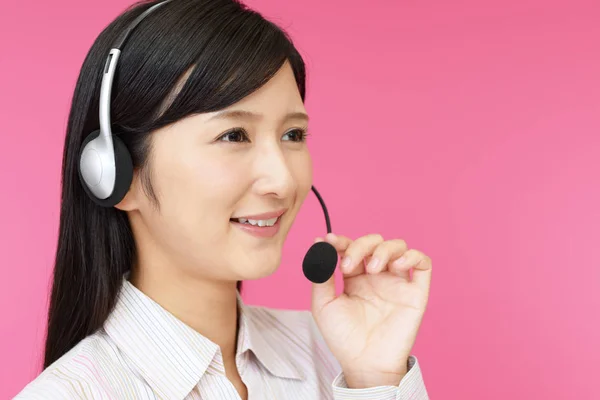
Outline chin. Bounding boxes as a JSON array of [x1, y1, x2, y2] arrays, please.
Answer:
[[236, 256, 281, 280]]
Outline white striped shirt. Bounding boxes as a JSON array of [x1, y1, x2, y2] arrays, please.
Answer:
[[15, 276, 429, 399]]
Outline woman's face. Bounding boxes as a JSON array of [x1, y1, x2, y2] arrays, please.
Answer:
[[123, 61, 313, 283]]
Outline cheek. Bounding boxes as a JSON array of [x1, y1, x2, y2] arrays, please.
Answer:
[[291, 150, 313, 200], [148, 152, 246, 254], [163, 157, 243, 219]]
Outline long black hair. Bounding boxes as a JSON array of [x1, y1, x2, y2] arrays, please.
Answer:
[[44, 0, 306, 369]]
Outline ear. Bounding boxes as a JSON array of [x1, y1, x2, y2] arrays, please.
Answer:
[[114, 169, 140, 212]]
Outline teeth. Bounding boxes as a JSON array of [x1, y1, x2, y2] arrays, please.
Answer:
[[236, 217, 278, 227], [266, 218, 278, 226]]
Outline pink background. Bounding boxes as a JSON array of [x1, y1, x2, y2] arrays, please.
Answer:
[[1, 0, 599, 398]]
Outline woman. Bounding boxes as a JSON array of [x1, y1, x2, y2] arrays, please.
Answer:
[[16, 0, 432, 398]]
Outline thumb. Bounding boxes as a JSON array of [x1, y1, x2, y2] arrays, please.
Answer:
[[310, 237, 338, 313]]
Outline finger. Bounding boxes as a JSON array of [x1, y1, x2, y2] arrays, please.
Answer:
[[365, 239, 408, 275], [390, 249, 433, 292], [322, 233, 353, 255], [341, 233, 385, 277], [311, 267, 337, 313], [311, 236, 339, 309]]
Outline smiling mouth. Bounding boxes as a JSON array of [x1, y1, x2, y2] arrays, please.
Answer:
[[229, 216, 280, 227]]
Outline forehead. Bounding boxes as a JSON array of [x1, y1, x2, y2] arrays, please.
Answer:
[[154, 61, 307, 136], [216, 61, 305, 117]]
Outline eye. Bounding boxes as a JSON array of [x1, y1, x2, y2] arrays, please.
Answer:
[[218, 128, 250, 143], [282, 128, 309, 142]]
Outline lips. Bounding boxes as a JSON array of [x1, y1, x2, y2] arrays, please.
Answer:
[[229, 209, 288, 239], [231, 208, 287, 220], [230, 213, 284, 238]]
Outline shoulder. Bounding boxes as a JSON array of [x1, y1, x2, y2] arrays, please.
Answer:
[[14, 330, 130, 399]]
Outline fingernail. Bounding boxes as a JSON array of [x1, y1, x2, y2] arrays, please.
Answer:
[[325, 233, 336, 241], [341, 256, 351, 270], [367, 257, 380, 273], [314, 237, 324, 243]]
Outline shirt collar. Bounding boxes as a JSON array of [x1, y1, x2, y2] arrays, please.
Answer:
[[236, 292, 306, 381], [104, 277, 304, 400], [104, 277, 219, 399]]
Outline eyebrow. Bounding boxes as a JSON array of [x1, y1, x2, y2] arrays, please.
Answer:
[[207, 109, 309, 123]]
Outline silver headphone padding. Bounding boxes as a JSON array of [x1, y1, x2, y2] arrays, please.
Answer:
[[80, 135, 117, 200]]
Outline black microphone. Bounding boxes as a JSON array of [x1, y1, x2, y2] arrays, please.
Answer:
[[302, 186, 338, 284]]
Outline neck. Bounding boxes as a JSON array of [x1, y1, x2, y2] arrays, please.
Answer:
[[128, 262, 240, 362]]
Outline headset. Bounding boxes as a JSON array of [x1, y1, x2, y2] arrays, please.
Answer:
[[78, 0, 338, 283], [78, 0, 173, 207]]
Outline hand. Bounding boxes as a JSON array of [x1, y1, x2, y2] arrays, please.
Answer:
[[310, 233, 432, 389]]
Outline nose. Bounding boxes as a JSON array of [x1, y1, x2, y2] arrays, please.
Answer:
[[252, 141, 297, 199]]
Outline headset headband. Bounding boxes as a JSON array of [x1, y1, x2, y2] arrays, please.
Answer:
[[99, 0, 173, 146]]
